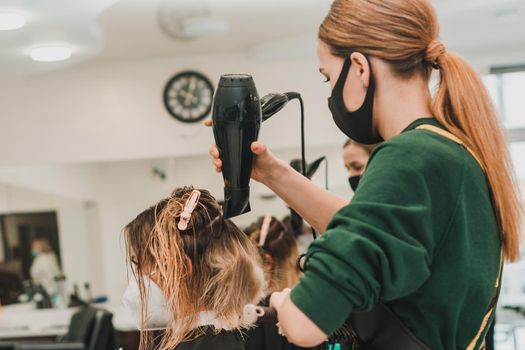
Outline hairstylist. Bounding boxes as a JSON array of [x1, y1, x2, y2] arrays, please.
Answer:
[[208, 0, 522, 349], [342, 139, 376, 192]]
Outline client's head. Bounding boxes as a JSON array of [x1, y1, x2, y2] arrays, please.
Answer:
[[123, 186, 264, 350], [249, 214, 301, 294]]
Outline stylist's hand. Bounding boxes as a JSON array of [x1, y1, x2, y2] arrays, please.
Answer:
[[270, 288, 292, 312], [204, 119, 286, 184]]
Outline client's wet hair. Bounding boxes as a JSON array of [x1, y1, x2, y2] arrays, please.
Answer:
[[124, 186, 264, 350]]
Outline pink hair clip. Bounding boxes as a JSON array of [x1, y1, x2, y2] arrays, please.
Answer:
[[177, 190, 201, 231], [258, 213, 272, 247]]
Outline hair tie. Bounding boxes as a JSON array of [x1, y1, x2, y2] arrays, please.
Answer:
[[425, 39, 446, 70], [177, 190, 201, 231], [258, 213, 272, 247]]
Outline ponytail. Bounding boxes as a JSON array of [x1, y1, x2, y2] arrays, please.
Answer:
[[433, 51, 522, 262]]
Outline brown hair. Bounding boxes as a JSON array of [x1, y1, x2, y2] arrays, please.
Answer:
[[343, 139, 377, 155], [124, 186, 264, 350], [320, 0, 522, 261], [248, 216, 301, 293]]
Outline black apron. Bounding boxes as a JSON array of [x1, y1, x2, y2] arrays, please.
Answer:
[[175, 327, 246, 350]]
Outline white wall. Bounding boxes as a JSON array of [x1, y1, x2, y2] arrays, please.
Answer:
[[0, 164, 100, 201], [0, 52, 346, 167]]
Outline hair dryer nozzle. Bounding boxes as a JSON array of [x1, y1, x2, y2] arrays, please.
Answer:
[[261, 92, 301, 122], [223, 187, 251, 219], [261, 93, 288, 121]]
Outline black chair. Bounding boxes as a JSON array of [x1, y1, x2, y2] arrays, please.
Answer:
[[0, 270, 23, 305], [8, 307, 117, 350], [61, 307, 117, 350], [0, 342, 16, 350]]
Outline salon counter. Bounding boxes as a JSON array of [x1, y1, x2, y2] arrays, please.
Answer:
[[0, 303, 137, 340]]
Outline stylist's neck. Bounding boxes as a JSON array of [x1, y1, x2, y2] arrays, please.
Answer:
[[373, 61, 433, 141]]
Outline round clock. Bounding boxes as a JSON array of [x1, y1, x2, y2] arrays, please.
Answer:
[[163, 71, 214, 123]]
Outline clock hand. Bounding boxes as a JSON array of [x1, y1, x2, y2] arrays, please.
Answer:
[[184, 78, 197, 107]]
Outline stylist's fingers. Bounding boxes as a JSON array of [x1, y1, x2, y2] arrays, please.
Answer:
[[203, 119, 213, 127], [209, 144, 222, 172], [209, 144, 220, 159], [251, 141, 268, 155], [213, 160, 222, 172]]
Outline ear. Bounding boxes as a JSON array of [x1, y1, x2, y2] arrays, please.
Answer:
[[350, 52, 371, 88]]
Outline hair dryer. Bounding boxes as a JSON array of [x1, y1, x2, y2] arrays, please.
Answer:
[[212, 74, 304, 219], [212, 74, 262, 219]]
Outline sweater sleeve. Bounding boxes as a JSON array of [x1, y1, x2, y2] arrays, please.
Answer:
[[290, 140, 442, 335]]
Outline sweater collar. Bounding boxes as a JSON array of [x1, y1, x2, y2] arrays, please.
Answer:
[[402, 117, 442, 133]]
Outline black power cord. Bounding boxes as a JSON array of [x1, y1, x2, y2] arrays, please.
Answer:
[[294, 95, 317, 240], [261, 92, 319, 240]]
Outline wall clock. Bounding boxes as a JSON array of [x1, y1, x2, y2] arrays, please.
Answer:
[[163, 71, 214, 123]]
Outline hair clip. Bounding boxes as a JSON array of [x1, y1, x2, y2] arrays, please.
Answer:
[[177, 190, 201, 231], [258, 213, 272, 247]]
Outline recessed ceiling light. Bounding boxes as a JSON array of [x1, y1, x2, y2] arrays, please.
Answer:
[[0, 12, 26, 31], [31, 46, 72, 62]]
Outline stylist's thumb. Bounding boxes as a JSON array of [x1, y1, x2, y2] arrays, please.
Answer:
[[250, 141, 278, 183], [251, 141, 267, 155]]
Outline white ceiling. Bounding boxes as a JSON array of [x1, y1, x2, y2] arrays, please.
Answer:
[[1, 0, 524, 75], [96, 0, 332, 61], [95, 0, 525, 63], [0, 0, 118, 75]]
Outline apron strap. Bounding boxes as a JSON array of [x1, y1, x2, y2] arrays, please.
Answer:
[[416, 123, 502, 350], [415, 124, 486, 173], [466, 253, 503, 350]]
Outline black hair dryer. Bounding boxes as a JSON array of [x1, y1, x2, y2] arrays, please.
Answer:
[[212, 74, 261, 219]]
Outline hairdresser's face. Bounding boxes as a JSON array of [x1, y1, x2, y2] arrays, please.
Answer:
[[317, 40, 369, 112], [343, 144, 370, 177]]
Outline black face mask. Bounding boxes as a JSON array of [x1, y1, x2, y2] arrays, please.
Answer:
[[328, 57, 383, 145], [349, 175, 361, 192]]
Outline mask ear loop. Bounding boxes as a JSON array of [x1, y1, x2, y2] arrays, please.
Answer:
[[177, 190, 201, 231], [258, 213, 272, 247]]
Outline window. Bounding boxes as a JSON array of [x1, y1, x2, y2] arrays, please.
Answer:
[[486, 65, 525, 129], [485, 66, 525, 253], [510, 142, 525, 181], [502, 71, 525, 128]]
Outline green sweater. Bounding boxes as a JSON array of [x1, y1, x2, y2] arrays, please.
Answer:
[[291, 118, 501, 350]]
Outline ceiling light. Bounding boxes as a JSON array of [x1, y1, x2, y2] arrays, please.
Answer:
[[31, 46, 72, 62], [0, 12, 26, 31]]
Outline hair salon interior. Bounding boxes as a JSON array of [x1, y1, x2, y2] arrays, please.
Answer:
[[0, 0, 524, 349]]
